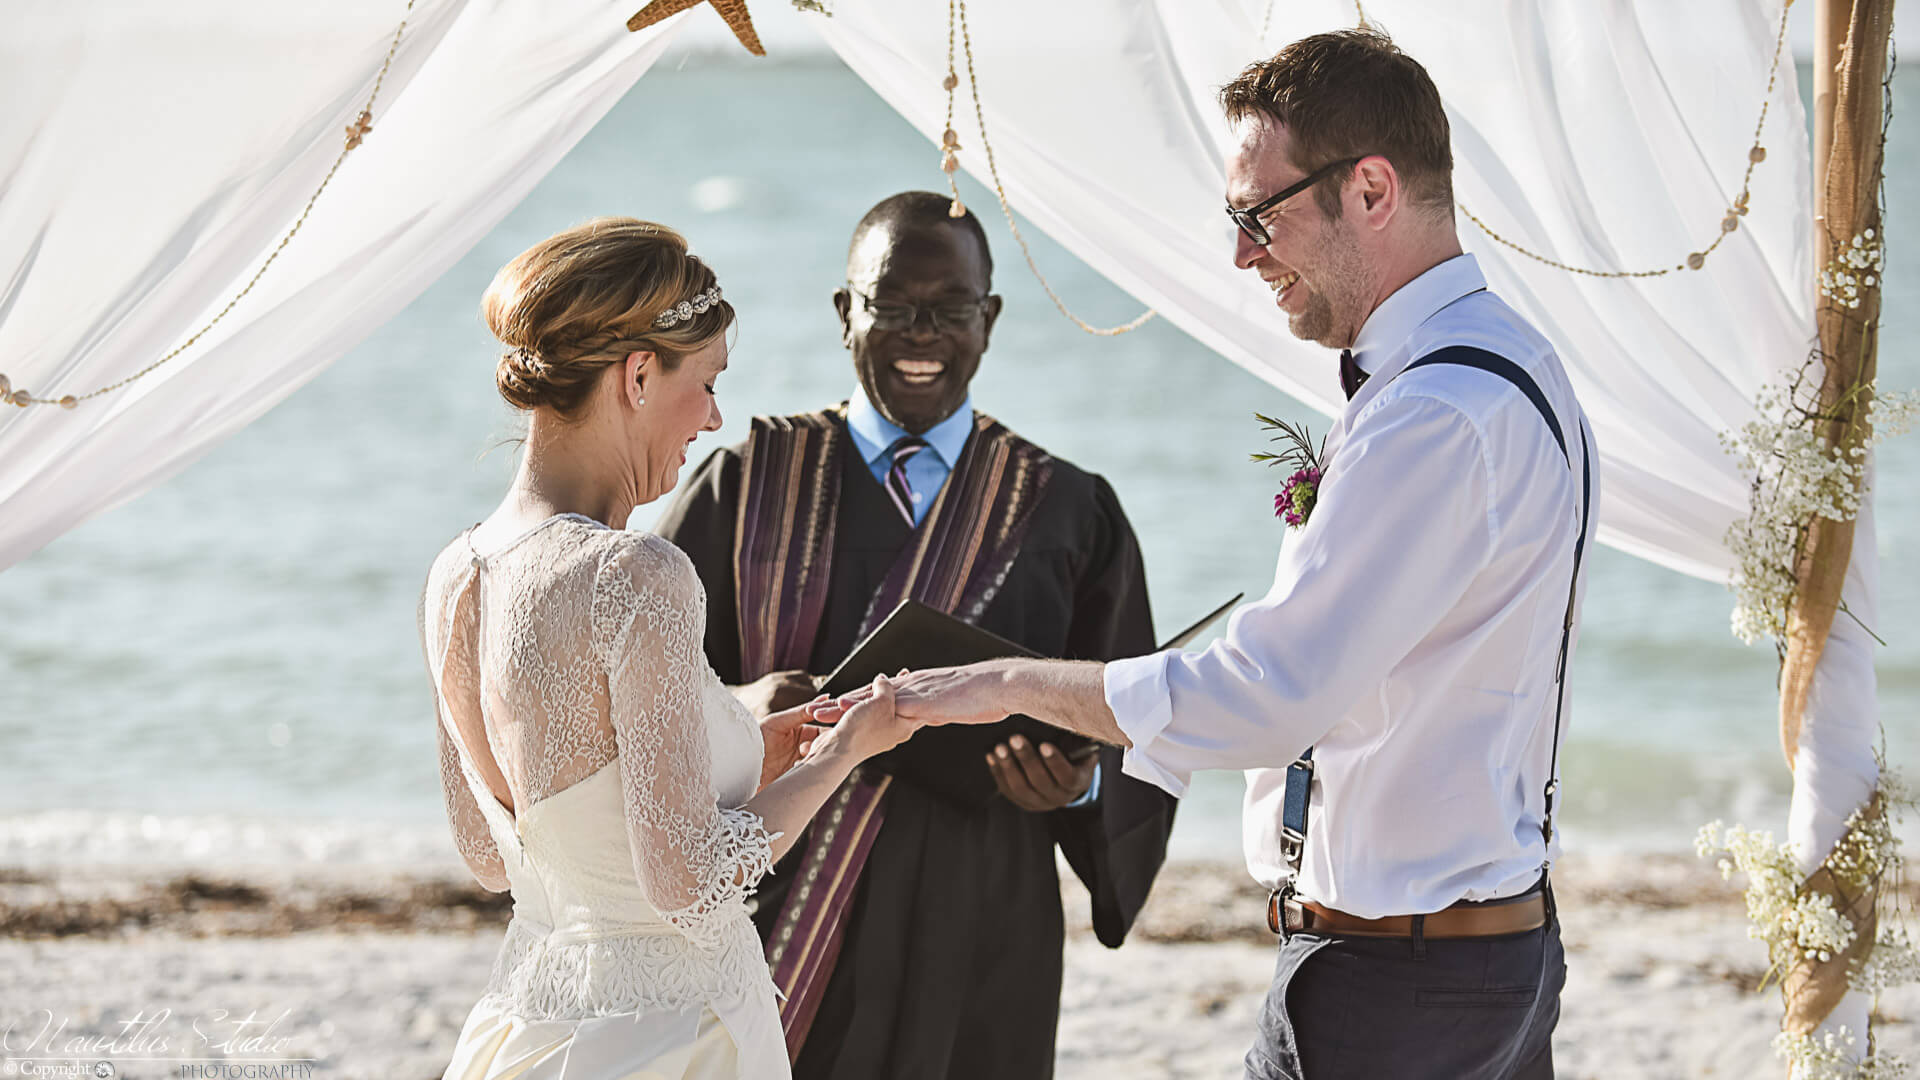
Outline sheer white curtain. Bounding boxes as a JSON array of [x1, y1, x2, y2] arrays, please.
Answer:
[[0, 0, 688, 570]]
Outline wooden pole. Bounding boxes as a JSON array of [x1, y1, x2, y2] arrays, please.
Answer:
[[1777, 0, 1894, 1046], [1780, 0, 1889, 765]]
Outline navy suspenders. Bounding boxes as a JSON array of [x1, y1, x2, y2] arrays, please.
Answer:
[[1277, 346, 1594, 887]]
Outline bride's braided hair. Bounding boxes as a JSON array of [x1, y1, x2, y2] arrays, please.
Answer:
[[484, 217, 734, 417]]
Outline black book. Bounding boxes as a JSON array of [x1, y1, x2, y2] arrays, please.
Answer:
[[820, 593, 1242, 808]]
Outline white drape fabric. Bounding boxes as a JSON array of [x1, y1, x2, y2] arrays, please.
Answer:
[[0, 0, 688, 570]]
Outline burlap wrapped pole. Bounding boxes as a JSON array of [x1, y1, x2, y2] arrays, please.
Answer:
[[1777, 0, 1894, 1045]]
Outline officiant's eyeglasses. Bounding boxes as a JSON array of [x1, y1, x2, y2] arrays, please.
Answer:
[[1226, 157, 1362, 246], [848, 288, 990, 333]]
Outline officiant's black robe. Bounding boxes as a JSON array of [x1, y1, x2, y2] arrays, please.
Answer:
[[656, 415, 1175, 1080]]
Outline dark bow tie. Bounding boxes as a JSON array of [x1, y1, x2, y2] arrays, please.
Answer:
[[1339, 349, 1370, 401]]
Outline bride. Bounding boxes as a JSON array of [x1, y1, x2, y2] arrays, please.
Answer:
[[419, 217, 915, 1079]]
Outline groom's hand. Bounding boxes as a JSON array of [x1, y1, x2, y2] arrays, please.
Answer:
[[886, 662, 1018, 726], [734, 670, 818, 720], [810, 661, 1018, 726], [988, 734, 1096, 812]]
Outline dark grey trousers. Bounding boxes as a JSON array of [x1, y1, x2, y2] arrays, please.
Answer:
[[1244, 914, 1565, 1080]]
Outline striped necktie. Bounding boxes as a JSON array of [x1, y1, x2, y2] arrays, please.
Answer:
[[884, 436, 928, 526]]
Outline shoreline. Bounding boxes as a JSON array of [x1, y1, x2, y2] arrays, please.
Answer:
[[0, 852, 1759, 945], [6, 856, 1918, 1078]]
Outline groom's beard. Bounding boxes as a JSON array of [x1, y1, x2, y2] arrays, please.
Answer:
[[1287, 217, 1368, 349]]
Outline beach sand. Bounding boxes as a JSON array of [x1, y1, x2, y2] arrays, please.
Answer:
[[2, 855, 1914, 1079]]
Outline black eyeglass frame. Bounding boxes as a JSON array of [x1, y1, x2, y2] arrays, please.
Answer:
[[1226, 156, 1364, 246], [846, 287, 992, 333]]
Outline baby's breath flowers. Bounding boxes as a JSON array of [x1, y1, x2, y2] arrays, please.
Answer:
[[1820, 229, 1886, 310], [1698, 773, 1920, 1079], [1772, 1028, 1909, 1080], [1722, 371, 1919, 647]]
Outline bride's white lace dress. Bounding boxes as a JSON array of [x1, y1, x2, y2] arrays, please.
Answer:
[[419, 513, 786, 1079]]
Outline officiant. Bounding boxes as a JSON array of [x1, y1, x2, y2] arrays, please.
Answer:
[[654, 191, 1175, 1079]]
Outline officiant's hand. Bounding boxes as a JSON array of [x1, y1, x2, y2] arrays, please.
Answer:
[[735, 670, 818, 720], [988, 734, 1096, 812]]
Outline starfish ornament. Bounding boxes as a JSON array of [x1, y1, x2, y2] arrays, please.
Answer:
[[626, 0, 765, 56]]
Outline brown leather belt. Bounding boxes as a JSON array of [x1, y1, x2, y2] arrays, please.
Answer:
[[1267, 890, 1547, 939]]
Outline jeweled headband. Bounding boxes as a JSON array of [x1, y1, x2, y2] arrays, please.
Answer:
[[653, 284, 724, 330]]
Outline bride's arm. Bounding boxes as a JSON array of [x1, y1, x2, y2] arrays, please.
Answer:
[[593, 536, 910, 946], [421, 582, 508, 893], [434, 720, 510, 893]]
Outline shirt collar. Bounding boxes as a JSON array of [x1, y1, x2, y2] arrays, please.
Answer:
[[845, 385, 974, 468], [1346, 252, 1487, 385]]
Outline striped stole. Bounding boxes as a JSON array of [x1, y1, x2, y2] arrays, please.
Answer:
[[733, 409, 845, 679], [736, 409, 1053, 1061]]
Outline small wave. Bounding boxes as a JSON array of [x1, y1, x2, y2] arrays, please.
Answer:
[[0, 810, 463, 871]]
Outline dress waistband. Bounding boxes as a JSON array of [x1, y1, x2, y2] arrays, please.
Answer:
[[509, 911, 686, 947]]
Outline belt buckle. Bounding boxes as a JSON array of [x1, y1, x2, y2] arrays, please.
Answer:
[[1268, 882, 1306, 940]]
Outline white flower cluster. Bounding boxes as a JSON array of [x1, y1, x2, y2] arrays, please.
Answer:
[[1722, 381, 1919, 647], [1698, 821, 1818, 950], [1828, 795, 1901, 890], [1774, 1027, 1909, 1080], [1820, 229, 1886, 310], [1701, 788, 1920, 1073], [1783, 891, 1858, 964], [1856, 925, 1920, 996]]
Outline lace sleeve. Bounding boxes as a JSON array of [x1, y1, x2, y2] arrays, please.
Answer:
[[591, 535, 776, 949], [420, 574, 508, 893], [436, 719, 509, 893]]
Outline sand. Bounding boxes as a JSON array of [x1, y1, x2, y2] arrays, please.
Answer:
[[2, 855, 1915, 1079]]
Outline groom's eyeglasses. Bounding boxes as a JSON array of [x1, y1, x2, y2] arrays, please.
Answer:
[[848, 288, 990, 333], [1226, 157, 1363, 247]]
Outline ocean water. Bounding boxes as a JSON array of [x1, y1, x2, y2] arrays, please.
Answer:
[[1, 58, 1914, 869]]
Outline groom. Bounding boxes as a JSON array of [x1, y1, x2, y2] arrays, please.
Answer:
[[837, 31, 1597, 1080]]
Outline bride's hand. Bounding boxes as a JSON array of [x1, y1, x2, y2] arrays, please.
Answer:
[[823, 674, 916, 760], [758, 698, 830, 791]]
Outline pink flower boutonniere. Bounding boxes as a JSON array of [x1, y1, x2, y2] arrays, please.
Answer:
[[1253, 412, 1326, 530]]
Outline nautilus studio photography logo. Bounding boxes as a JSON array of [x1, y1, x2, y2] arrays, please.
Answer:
[[2, 1008, 317, 1079]]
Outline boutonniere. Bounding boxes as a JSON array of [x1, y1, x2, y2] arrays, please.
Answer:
[[1252, 413, 1326, 529]]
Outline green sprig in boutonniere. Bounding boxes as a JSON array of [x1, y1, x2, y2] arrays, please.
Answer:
[[1253, 413, 1325, 529]]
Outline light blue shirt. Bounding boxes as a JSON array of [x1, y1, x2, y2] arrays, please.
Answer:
[[844, 386, 1101, 808], [844, 388, 975, 526]]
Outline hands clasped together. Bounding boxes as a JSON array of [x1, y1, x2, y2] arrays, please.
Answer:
[[751, 661, 1097, 811]]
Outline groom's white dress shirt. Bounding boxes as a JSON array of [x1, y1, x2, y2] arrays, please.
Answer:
[[1105, 254, 1598, 920]]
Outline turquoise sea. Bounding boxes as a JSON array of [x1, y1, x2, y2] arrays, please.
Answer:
[[1, 56, 1914, 867]]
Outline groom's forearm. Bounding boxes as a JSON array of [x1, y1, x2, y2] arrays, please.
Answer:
[[995, 659, 1131, 748]]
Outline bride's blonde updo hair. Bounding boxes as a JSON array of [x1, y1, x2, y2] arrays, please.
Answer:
[[483, 217, 735, 418]]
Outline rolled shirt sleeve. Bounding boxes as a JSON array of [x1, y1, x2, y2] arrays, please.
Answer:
[[1106, 390, 1497, 796]]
